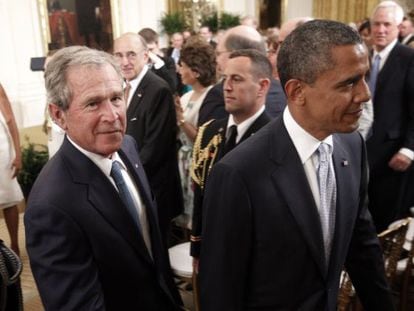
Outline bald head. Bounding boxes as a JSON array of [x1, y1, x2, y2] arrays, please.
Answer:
[[216, 25, 266, 75], [279, 17, 313, 42], [224, 25, 263, 42], [113, 32, 149, 81]]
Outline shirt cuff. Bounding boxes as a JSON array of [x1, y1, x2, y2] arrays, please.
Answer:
[[399, 148, 414, 160]]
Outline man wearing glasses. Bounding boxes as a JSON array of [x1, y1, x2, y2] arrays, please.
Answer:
[[113, 33, 183, 244]]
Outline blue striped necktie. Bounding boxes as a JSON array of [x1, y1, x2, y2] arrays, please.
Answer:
[[368, 54, 381, 99]]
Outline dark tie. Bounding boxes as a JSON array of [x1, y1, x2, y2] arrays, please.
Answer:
[[316, 143, 337, 263], [224, 125, 238, 154], [368, 54, 380, 99], [110, 160, 141, 232]]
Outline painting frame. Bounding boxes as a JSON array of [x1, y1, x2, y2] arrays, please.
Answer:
[[37, 0, 121, 53]]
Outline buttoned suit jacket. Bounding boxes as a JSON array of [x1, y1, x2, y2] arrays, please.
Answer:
[[199, 117, 393, 311], [197, 78, 286, 126], [366, 42, 414, 230], [126, 70, 183, 237], [190, 111, 271, 257], [25, 136, 182, 310]]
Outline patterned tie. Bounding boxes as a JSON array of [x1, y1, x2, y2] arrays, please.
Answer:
[[317, 143, 337, 263], [368, 54, 381, 99], [224, 125, 238, 154], [110, 160, 141, 232], [124, 83, 131, 106]]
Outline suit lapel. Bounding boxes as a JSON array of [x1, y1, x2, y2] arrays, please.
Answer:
[[329, 135, 359, 274], [269, 118, 327, 277], [118, 137, 177, 304], [61, 138, 154, 266], [375, 43, 400, 97], [127, 72, 150, 121]]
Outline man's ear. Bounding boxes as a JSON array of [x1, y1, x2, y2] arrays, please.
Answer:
[[48, 103, 67, 130], [257, 78, 271, 98], [284, 79, 305, 106]]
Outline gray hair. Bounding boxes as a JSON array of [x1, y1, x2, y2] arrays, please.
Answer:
[[44, 46, 122, 110], [372, 1, 404, 24], [229, 49, 272, 81], [224, 34, 266, 55], [277, 20, 362, 89]]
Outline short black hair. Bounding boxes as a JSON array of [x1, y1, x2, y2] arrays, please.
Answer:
[[277, 19, 362, 89]]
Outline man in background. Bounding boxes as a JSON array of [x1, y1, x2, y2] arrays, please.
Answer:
[[199, 25, 286, 125], [190, 49, 272, 269], [138, 27, 177, 92], [399, 16, 414, 47], [199, 25, 217, 48], [366, 1, 414, 231], [113, 33, 183, 242]]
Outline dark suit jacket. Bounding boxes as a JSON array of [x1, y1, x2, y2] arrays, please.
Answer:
[[197, 78, 286, 126], [25, 136, 182, 310], [151, 55, 178, 93], [199, 117, 393, 310], [126, 70, 183, 238], [366, 43, 414, 230], [190, 111, 270, 257]]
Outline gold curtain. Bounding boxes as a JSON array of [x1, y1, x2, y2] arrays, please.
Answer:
[[313, 0, 380, 24]]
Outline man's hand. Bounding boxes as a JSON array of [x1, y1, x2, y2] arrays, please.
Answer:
[[388, 152, 412, 172]]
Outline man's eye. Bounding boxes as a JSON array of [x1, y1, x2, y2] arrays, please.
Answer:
[[86, 102, 98, 109]]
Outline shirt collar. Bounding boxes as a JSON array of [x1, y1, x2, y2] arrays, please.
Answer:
[[283, 107, 333, 164], [66, 136, 125, 178], [373, 38, 398, 68], [227, 105, 265, 143]]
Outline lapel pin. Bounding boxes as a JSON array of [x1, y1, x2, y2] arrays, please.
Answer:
[[218, 127, 224, 133], [135, 163, 139, 168], [341, 160, 349, 167], [137, 93, 142, 98]]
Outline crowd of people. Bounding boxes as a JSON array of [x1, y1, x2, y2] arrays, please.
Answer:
[[1, 0, 414, 309]]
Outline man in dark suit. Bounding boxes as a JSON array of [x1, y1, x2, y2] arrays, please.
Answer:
[[190, 49, 272, 267], [138, 27, 177, 93], [113, 33, 183, 242], [199, 25, 217, 48], [199, 20, 394, 310], [366, 1, 414, 232], [399, 16, 414, 47], [198, 25, 286, 126], [24, 46, 182, 310]]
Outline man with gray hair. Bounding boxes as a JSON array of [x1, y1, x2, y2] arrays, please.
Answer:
[[366, 1, 414, 232], [199, 20, 394, 310], [25, 46, 182, 310]]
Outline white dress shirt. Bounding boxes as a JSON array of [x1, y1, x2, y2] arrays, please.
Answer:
[[226, 106, 265, 144], [67, 137, 152, 256], [283, 108, 334, 212], [124, 65, 148, 107]]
